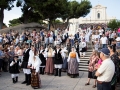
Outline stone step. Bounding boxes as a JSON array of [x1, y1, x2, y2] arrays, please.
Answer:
[[80, 55, 91, 57], [79, 68, 88, 72], [80, 59, 89, 61], [79, 63, 88, 66], [80, 61, 88, 63], [79, 65, 88, 68], [80, 57, 90, 60]]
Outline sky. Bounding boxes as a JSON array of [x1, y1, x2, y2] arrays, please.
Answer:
[[4, 0, 120, 26]]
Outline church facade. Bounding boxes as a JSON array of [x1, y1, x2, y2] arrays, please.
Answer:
[[69, 4, 116, 29]]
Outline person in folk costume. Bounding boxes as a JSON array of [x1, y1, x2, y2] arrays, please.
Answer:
[[80, 39, 87, 57], [74, 40, 80, 58], [21, 43, 31, 85], [94, 38, 100, 51], [39, 45, 46, 75], [67, 46, 80, 78], [61, 45, 68, 72], [44, 46, 54, 75], [66, 43, 71, 54], [28, 47, 42, 89], [53, 44, 63, 77], [9, 56, 21, 83]]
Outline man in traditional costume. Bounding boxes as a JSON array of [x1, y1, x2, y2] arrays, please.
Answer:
[[21, 43, 31, 85], [53, 44, 63, 77]]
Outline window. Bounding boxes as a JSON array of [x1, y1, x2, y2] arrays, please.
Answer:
[[97, 13, 100, 19]]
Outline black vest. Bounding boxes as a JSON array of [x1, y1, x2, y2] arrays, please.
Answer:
[[9, 60, 20, 74], [54, 49, 63, 64], [21, 49, 31, 68], [39, 50, 46, 66]]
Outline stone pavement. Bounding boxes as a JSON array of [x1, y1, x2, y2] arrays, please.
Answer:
[[0, 71, 97, 90]]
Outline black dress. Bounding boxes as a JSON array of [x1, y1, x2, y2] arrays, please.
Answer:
[[9, 60, 20, 74], [39, 50, 46, 74]]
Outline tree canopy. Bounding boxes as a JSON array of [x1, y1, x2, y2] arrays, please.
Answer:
[[0, 0, 15, 29], [0, 0, 92, 29], [107, 19, 120, 30]]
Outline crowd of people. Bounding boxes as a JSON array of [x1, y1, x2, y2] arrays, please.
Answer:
[[0, 26, 120, 90]]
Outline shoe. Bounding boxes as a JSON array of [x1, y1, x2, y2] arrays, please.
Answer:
[[21, 74, 27, 84], [85, 83, 90, 86], [22, 81, 27, 84], [92, 85, 96, 88]]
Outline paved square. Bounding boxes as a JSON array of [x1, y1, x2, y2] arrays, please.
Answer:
[[0, 71, 97, 90]]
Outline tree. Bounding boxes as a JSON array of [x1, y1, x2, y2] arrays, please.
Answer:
[[16, 0, 44, 23], [107, 19, 120, 30], [0, 0, 15, 29], [9, 18, 22, 26], [33, 0, 69, 30], [61, 0, 92, 24]]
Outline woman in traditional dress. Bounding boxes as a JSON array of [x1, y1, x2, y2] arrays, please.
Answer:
[[61, 45, 68, 72], [44, 46, 54, 75], [67, 46, 80, 78], [28, 47, 42, 89]]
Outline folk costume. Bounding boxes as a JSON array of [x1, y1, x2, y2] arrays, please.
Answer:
[[67, 47, 80, 78], [61, 47, 68, 71], [44, 48, 54, 75], [39, 50, 46, 75], [9, 56, 21, 83], [28, 56, 42, 89], [21, 47, 31, 85], [74, 41, 80, 58], [53, 48, 63, 77], [80, 40, 86, 57]]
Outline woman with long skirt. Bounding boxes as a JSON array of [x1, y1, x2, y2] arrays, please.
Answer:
[[67, 46, 80, 78], [44, 47, 54, 75], [28, 47, 42, 89]]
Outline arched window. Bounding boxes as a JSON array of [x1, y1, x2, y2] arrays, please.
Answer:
[[97, 13, 100, 19]]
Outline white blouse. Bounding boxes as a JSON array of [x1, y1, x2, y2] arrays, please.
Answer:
[[28, 56, 41, 73]]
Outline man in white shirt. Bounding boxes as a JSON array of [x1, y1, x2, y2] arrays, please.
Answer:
[[95, 48, 115, 90], [100, 34, 108, 48]]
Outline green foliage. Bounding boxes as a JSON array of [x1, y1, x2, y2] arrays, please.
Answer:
[[53, 19, 63, 24], [107, 19, 120, 30], [0, 0, 15, 10], [9, 18, 22, 26], [61, 0, 92, 22]]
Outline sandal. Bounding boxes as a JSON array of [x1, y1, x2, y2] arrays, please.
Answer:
[[92, 85, 96, 88], [85, 83, 90, 86]]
